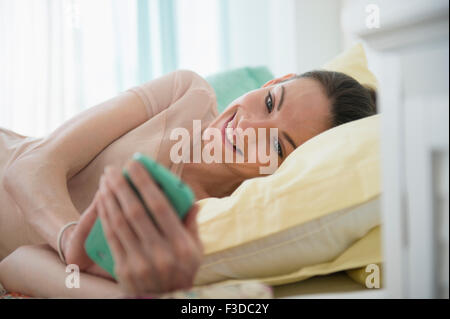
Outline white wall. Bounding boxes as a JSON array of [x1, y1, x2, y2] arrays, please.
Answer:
[[0, 0, 347, 135], [224, 0, 344, 77], [227, 0, 270, 69], [294, 0, 343, 74]]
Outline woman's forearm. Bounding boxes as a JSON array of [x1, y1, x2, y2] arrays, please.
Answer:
[[3, 85, 154, 250], [0, 244, 123, 299], [3, 153, 82, 251]]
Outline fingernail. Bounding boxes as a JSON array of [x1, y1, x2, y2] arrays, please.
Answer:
[[100, 184, 107, 196], [100, 177, 107, 191], [125, 160, 134, 172]]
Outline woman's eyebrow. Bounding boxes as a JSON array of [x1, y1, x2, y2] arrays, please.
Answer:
[[282, 131, 297, 150], [277, 85, 286, 111]]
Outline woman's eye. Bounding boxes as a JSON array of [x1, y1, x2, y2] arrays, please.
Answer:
[[273, 139, 283, 158], [265, 92, 273, 113]]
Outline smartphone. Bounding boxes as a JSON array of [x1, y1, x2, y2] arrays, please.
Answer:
[[84, 152, 195, 278]]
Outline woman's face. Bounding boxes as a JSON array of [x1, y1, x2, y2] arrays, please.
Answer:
[[204, 75, 332, 178]]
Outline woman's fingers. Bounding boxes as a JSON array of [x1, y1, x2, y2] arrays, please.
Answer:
[[183, 204, 203, 250], [126, 161, 202, 272], [183, 204, 199, 238], [126, 160, 186, 240], [130, 254, 161, 294], [98, 163, 203, 295], [75, 192, 100, 241], [97, 188, 140, 294], [64, 192, 101, 269], [97, 190, 126, 264], [97, 179, 151, 296], [99, 175, 140, 254], [103, 166, 162, 246]]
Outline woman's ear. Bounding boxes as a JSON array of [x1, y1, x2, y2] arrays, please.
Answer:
[[262, 73, 297, 88]]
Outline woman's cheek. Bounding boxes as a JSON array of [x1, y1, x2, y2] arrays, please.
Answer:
[[252, 139, 279, 174], [239, 139, 276, 166]]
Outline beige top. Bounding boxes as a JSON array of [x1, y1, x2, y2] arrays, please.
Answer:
[[0, 70, 219, 258]]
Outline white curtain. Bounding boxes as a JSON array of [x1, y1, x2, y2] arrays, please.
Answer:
[[0, 0, 141, 137], [0, 0, 299, 138]]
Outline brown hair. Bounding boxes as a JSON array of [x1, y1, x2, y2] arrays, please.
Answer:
[[285, 70, 377, 128]]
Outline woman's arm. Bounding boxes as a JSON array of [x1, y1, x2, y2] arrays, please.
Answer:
[[2, 90, 149, 252], [0, 244, 123, 299], [2, 70, 205, 252]]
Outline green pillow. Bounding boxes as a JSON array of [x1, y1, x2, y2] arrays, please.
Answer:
[[206, 66, 274, 113]]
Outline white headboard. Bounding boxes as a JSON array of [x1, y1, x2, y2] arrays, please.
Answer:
[[342, 0, 449, 298]]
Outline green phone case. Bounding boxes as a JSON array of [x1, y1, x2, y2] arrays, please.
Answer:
[[84, 152, 195, 278]]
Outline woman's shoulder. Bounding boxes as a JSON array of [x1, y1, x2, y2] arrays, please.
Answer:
[[169, 69, 218, 117], [174, 69, 216, 100]]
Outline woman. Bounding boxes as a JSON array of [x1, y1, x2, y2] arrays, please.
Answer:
[[0, 69, 376, 298]]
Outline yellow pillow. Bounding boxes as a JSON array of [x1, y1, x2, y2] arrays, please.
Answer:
[[194, 43, 382, 287], [203, 226, 383, 287], [346, 258, 384, 288], [324, 43, 382, 287], [322, 43, 378, 89]]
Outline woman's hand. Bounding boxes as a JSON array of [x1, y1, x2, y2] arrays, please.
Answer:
[[62, 191, 113, 279], [96, 162, 203, 296]]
